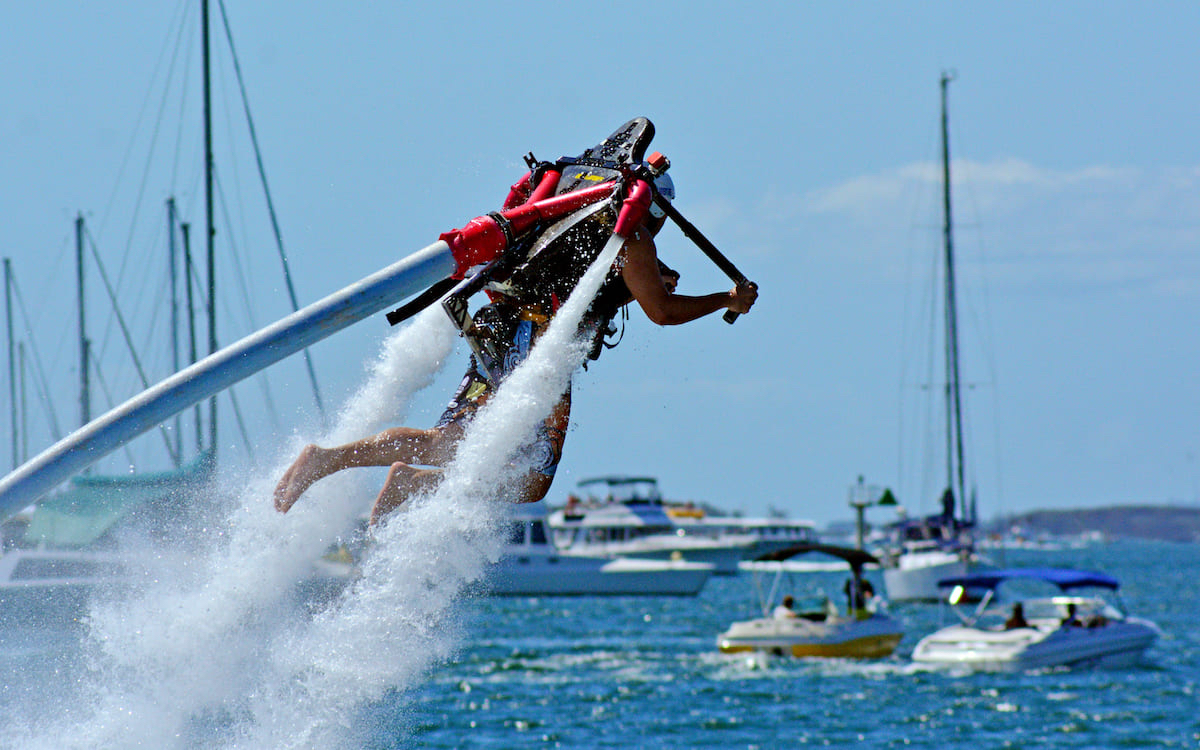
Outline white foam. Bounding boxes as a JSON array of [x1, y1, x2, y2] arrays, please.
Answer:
[[16, 234, 624, 749]]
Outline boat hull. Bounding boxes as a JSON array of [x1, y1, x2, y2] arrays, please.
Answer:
[[911, 619, 1159, 672], [717, 615, 904, 659], [883, 551, 970, 602], [487, 556, 712, 597]]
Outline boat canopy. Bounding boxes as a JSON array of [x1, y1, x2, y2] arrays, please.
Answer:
[[576, 476, 662, 503], [937, 567, 1120, 592], [754, 543, 879, 572]]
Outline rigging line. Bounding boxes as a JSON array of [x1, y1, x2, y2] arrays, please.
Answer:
[[224, 385, 256, 464], [94, 0, 190, 240], [212, 169, 282, 429], [8, 269, 64, 443], [82, 225, 182, 466], [181, 222, 275, 444], [107, 14, 192, 319], [954, 145, 1006, 524], [897, 106, 945, 507], [27, 230, 74, 384], [86, 346, 141, 469], [217, 0, 327, 422], [170, 10, 197, 196]]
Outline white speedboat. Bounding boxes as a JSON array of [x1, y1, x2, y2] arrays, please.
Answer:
[[549, 478, 754, 574], [717, 544, 904, 659], [911, 568, 1160, 672]]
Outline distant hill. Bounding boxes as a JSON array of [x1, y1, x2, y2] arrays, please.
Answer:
[[996, 505, 1200, 544]]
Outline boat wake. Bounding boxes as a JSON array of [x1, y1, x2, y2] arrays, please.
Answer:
[[7, 234, 624, 749]]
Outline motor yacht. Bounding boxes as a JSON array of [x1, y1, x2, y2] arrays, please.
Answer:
[[308, 502, 714, 599], [548, 477, 754, 574], [486, 502, 713, 596]]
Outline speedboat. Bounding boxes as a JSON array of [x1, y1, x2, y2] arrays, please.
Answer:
[[716, 543, 904, 659], [911, 568, 1160, 671]]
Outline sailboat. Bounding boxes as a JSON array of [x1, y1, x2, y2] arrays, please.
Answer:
[[0, 215, 215, 624], [879, 73, 983, 603], [0, 0, 321, 623]]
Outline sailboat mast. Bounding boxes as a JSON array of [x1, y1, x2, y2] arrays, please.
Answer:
[[4, 258, 15, 472], [202, 0, 217, 456], [940, 72, 968, 521], [18, 343, 27, 465], [76, 214, 91, 429], [168, 198, 182, 466]]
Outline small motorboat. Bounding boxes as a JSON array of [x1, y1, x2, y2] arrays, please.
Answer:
[[716, 543, 904, 659], [911, 567, 1160, 671]]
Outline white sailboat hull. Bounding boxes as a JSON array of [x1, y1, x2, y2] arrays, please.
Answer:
[[882, 550, 970, 602]]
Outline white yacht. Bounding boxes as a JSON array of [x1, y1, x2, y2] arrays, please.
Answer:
[[0, 456, 213, 624], [666, 507, 819, 562], [485, 503, 713, 596], [878, 513, 977, 602], [548, 478, 755, 575], [882, 76, 986, 603], [308, 502, 714, 598], [911, 568, 1160, 671]]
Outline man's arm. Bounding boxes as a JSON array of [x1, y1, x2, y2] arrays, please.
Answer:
[[621, 228, 757, 326]]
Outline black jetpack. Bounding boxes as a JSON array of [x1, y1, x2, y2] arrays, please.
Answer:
[[384, 118, 756, 365]]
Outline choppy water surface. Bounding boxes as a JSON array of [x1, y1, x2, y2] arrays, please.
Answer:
[[2, 540, 1197, 748], [373, 540, 1197, 749]]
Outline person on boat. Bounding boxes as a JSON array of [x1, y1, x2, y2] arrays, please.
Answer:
[[844, 577, 876, 619], [1004, 602, 1029, 630], [773, 595, 799, 619], [1061, 602, 1082, 627], [273, 170, 758, 525]]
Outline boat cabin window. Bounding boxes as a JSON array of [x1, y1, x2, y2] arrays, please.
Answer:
[[529, 521, 548, 545]]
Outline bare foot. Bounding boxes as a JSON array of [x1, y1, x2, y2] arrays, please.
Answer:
[[274, 444, 336, 513]]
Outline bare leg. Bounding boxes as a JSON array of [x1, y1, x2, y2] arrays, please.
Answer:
[[369, 462, 443, 525], [274, 423, 463, 513]]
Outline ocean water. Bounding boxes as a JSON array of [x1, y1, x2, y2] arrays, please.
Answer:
[[384, 540, 1200, 749], [2, 542, 1196, 748]]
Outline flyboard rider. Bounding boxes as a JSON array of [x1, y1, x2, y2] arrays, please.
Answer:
[[273, 118, 757, 524]]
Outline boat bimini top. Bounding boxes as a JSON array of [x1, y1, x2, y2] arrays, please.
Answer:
[[937, 568, 1120, 593]]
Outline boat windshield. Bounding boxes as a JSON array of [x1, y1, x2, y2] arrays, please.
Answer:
[[1013, 597, 1122, 623]]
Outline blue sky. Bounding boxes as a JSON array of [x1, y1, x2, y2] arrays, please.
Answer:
[[2, 1, 1198, 526]]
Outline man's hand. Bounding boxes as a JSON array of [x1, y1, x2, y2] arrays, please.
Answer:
[[728, 282, 758, 315]]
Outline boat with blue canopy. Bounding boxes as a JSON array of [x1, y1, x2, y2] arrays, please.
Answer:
[[911, 567, 1160, 671]]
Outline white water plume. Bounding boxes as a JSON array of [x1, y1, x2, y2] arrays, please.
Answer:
[[14, 233, 625, 749], [238, 233, 625, 749], [7, 306, 454, 749]]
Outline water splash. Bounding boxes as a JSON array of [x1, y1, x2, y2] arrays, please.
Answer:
[[239, 233, 625, 749], [13, 233, 625, 749]]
